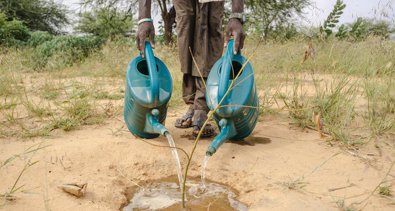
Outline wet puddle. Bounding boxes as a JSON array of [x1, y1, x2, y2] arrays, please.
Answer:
[[122, 176, 248, 211]]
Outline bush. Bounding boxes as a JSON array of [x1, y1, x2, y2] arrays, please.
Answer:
[[270, 24, 301, 42], [28, 31, 54, 47], [335, 18, 394, 41], [32, 35, 104, 70], [0, 12, 31, 46], [76, 8, 134, 39]]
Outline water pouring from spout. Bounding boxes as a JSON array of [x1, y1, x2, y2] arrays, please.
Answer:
[[164, 132, 184, 190], [200, 155, 211, 190]]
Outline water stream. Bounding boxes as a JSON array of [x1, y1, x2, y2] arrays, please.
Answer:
[[164, 132, 184, 190], [200, 155, 211, 190]]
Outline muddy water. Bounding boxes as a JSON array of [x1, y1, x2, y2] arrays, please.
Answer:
[[122, 177, 248, 211]]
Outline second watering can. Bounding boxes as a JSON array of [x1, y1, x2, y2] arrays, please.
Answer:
[[205, 40, 259, 156], [124, 42, 172, 139]]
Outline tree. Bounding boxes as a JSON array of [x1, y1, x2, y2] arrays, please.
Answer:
[[82, 0, 176, 45], [155, 0, 176, 45], [245, 0, 310, 41], [0, 0, 68, 34], [76, 8, 134, 39]]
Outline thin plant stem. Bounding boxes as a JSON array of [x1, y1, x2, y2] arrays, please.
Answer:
[[181, 38, 263, 208]]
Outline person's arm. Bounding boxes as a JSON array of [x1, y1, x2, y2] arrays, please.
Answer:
[[137, 0, 155, 57], [225, 0, 245, 55]]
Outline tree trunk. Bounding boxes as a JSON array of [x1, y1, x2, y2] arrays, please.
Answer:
[[163, 13, 172, 45], [162, 6, 176, 46], [263, 26, 270, 43]]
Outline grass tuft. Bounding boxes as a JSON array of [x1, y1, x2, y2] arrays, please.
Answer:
[[378, 185, 392, 196]]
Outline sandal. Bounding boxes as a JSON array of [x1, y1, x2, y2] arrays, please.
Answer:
[[192, 110, 215, 138], [192, 124, 215, 138], [175, 106, 194, 128]]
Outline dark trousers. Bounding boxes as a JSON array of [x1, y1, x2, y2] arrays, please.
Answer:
[[173, 0, 224, 113], [182, 74, 208, 111]]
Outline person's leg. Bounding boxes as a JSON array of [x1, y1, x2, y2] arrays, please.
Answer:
[[193, 76, 209, 113], [192, 76, 215, 137], [192, 1, 224, 78], [189, 1, 224, 137], [207, 1, 225, 66], [173, 0, 197, 128], [175, 73, 195, 128], [173, 0, 195, 76], [182, 73, 196, 105]]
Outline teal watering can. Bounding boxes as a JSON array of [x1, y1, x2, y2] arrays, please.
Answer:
[[124, 42, 172, 139], [205, 40, 259, 156]]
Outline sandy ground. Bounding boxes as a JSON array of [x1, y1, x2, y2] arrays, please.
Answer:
[[0, 107, 394, 211]]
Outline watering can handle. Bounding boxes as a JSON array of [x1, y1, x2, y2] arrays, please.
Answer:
[[144, 41, 160, 105], [218, 39, 236, 103]]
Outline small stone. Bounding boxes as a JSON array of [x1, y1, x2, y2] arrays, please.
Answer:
[[59, 183, 87, 198]]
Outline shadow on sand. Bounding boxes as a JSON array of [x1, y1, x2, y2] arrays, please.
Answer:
[[230, 136, 272, 146]]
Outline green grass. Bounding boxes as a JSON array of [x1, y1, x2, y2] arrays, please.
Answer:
[[336, 199, 356, 211], [280, 76, 313, 128], [281, 178, 308, 190], [40, 81, 61, 100], [312, 76, 358, 144], [51, 118, 82, 132], [363, 77, 395, 136], [0, 98, 18, 110], [250, 37, 395, 76], [0, 37, 394, 142], [378, 185, 392, 196], [93, 91, 123, 100], [21, 98, 53, 118]]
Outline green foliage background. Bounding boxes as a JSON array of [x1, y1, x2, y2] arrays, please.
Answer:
[[32, 35, 104, 70], [0, 12, 30, 46], [76, 8, 134, 39], [0, 0, 394, 70], [0, 0, 68, 34]]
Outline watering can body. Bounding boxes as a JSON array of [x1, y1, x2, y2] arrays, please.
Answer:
[[206, 40, 259, 155], [124, 42, 172, 139]]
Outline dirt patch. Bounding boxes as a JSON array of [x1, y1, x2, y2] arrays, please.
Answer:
[[0, 109, 394, 211]]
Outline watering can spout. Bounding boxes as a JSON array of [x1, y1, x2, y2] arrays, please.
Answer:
[[206, 119, 237, 156], [144, 109, 169, 136]]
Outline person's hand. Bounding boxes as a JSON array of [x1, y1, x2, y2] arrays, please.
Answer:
[[225, 18, 245, 55], [136, 21, 155, 57]]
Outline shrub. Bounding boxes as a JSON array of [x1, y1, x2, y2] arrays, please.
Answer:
[[32, 35, 104, 70], [0, 12, 31, 46], [28, 31, 54, 47]]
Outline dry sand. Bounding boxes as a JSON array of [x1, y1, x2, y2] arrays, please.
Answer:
[[0, 107, 394, 211]]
